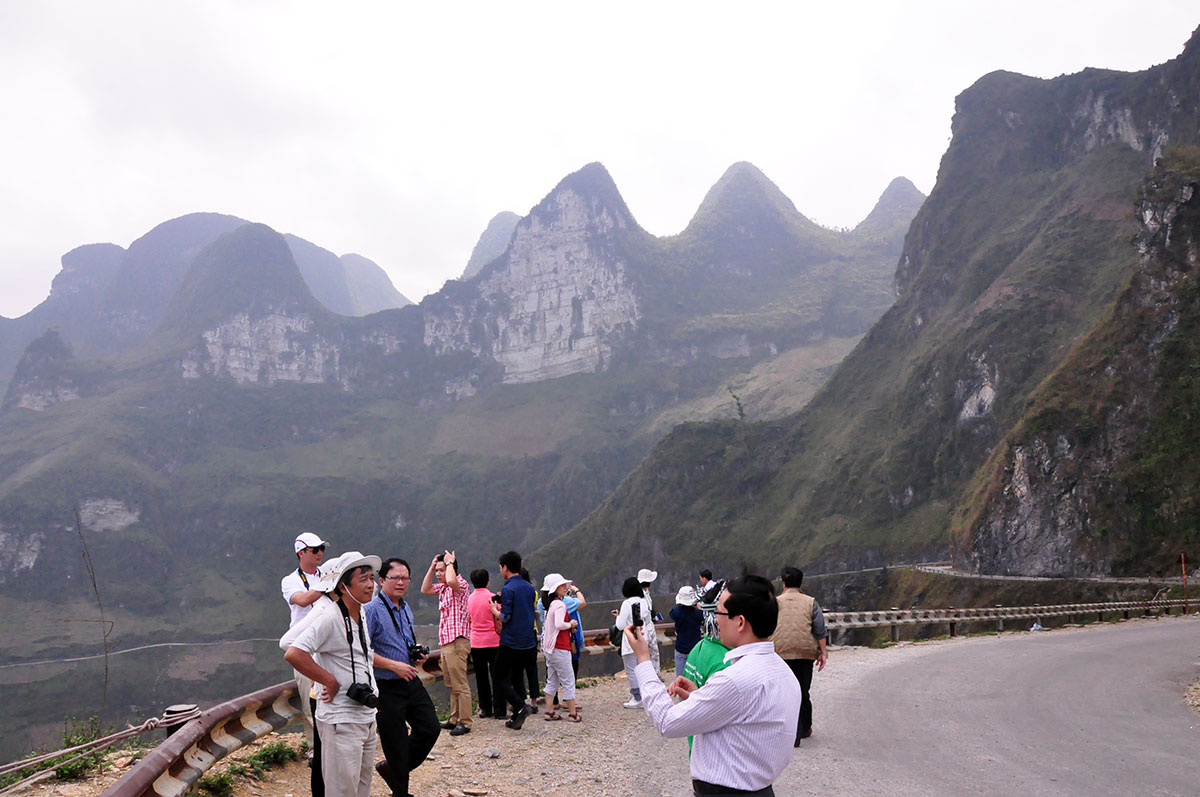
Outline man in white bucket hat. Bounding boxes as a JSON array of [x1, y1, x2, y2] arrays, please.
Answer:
[[285, 551, 382, 797]]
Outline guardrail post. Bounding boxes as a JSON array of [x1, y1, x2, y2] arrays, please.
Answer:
[[890, 608, 899, 643], [949, 607, 957, 638], [1097, 610, 1103, 623], [1123, 609, 1130, 620], [996, 606, 1004, 632]]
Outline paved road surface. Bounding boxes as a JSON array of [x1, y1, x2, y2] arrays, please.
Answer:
[[781, 615, 1199, 795]]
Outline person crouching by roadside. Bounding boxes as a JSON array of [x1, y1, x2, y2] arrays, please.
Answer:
[[466, 568, 505, 719], [616, 576, 651, 708], [540, 573, 582, 722], [284, 552, 381, 797], [670, 586, 702, 675]]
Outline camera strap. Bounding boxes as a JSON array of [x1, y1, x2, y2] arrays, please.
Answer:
[[381, 595, 414, 649], [337, 597, 371, 688]]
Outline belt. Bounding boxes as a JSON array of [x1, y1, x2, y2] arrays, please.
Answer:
[[692, 779, 775, 795]]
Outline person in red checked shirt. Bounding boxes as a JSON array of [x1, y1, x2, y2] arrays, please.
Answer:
[[421, 550, 472, 736]]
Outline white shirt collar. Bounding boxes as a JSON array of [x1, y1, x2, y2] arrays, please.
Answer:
[[723, 640, 776, 663]]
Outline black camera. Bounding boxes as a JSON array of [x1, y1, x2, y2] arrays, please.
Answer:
[[345, 681, 378, 708], [632, 602, 643, 627], [491, 594, 502, 604], [408, 642, 430, 662]]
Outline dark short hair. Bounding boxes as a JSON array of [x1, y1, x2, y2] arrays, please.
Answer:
[[379, 558, 410, 579], [699, 569, 712, 580], [339, 565, 374, 590], [723, 574, 779, 638], [470, 568, 489, 589], [621, 576, 643, 599], [499, 550, 522, 573], [781, 566, 804, 588]]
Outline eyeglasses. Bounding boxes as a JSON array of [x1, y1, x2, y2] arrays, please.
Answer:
[[306, 546, 326, 553], [382, 575, 410, 582], [712, 610, 734, 617]]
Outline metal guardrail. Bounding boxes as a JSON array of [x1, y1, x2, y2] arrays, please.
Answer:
[[826, 599, 1190, 642], [100, 681, 301, 797], [99, 598, 1190, 795]]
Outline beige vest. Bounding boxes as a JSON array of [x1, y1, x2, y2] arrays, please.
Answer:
[[773, 590, 820, 659]]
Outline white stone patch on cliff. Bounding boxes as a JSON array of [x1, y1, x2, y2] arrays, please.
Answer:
[[79, 498, 140, 532], [1078, 95, 1142, 153], [423, 188, 641, 385], [0, 525, 43, 582], [16, 386, 80, 411], [181, 313, 342, 386], [956, 352, 997, 421]]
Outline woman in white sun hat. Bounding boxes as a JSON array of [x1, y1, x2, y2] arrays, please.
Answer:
[[539, 573, 581, 721]]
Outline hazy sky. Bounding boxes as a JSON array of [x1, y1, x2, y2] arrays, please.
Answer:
[[1, 3, 1196, 318]]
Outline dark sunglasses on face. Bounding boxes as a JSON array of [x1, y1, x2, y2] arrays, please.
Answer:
[[307, 546, 326, 553]]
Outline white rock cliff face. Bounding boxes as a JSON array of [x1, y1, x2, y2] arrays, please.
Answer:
[[0, 524, 42, 583], [181, 312, 342, 386], [424, 188, 641, 384], [78, 498, 140, 533]]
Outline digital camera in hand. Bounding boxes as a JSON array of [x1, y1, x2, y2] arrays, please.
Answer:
[[632, 602, 643, 627], [409, 643, 430, 662]]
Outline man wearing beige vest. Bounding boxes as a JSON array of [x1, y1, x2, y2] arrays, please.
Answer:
[[773, 566, 827, 746]]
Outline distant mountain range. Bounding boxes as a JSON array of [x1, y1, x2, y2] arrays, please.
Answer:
[[0, 216, 411, 388], [533, 26, 1200, 592], [0, 160, 920, 654]]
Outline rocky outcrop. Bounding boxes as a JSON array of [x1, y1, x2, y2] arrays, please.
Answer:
[[959, 157, 1200, 575], [1, 330, 83, 412], [0, 523, 42, 584], [424, 164, 643, 384], [181, 311, 344, 386]]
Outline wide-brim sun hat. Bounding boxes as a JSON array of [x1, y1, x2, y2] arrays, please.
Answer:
[[541, 572, 572, 594], [317, 551, 381, 592], [675, 585, 698, 605], [637, 568, 658, 583]]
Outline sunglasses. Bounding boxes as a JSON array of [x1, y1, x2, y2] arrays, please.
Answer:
[[306, 546, 326, 553]]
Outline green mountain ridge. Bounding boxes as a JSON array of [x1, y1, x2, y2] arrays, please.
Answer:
[[532, 27, 1200, 591], [0, 159, 919, 658]]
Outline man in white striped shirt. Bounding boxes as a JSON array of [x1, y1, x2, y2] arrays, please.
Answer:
[[627, 574, 801, 796]]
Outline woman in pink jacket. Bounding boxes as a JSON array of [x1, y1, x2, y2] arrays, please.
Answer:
[[539, 573, 581, 722]]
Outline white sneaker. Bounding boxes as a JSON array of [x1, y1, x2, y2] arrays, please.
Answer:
[[623, 698, 643, 709]]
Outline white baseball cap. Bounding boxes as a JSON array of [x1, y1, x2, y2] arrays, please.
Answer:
[[637, 568, 658, 583], [294, 532, 328, 553]]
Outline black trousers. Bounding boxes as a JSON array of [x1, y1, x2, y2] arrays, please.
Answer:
[[375, 677, 441, 797], [785, 658, 815, 740], [693, 779, 775, 795], [495, 644, 538, 712], [309, 696, 324, 797], [470, 646, 505, 717]]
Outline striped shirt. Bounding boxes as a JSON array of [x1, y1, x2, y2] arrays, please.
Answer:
[[636, 641, 800, 791], [433, 574, 470, 646]]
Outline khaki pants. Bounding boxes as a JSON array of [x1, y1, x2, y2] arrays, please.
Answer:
[[293, 669, 315, 750], [441, 636, 472, 727], [316, 718, 376, 797]]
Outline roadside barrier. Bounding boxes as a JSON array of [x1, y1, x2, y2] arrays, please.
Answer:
[[826, 598, 1189, 643], [82, 597, 1194, 795]]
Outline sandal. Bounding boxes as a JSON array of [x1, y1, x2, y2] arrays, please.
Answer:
[[543, 712, 562, 721], [567, 712, 582, 722]]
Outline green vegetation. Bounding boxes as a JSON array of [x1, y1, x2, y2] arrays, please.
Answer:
[[194, 738, 301, 795]]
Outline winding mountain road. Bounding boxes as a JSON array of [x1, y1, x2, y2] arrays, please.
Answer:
[[784, 615, 1199, 795]]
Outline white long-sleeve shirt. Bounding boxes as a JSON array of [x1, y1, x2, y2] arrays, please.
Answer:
[[635, 640, 800, 791]]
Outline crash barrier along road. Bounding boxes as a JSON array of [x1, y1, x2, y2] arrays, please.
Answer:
[[0, 596, 1178, 797]]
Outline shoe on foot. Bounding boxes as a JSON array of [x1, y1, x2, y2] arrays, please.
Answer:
[[479, 711, 493, 719], [623, 698, 643, 709], [505, 705, 532, 730], [450, 723, 471, 736], [440, 720, 456, 730]]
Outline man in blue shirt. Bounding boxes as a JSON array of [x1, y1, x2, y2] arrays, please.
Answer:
[[495, 550, 537, 729], [364, 557, 440, 797]]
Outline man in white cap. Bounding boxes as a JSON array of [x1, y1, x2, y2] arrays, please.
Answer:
[[638, 567, 661, 673], [285, 551, 382, 797], [281, 531, 329, 761]]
